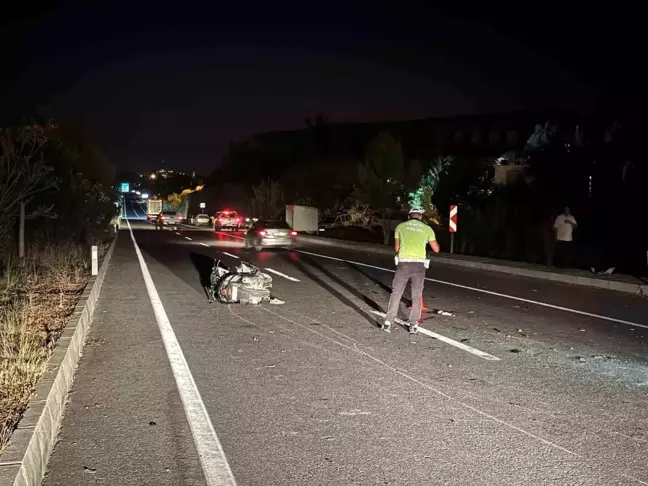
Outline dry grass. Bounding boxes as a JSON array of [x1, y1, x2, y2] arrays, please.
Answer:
[[0, 241, 93, 454]]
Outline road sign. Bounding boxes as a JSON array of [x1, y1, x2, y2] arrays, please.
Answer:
[[449, 205, 458, 232], [449, 205, 458, 254], [199, 202, 206, 209], [120, 182, 130, 193]]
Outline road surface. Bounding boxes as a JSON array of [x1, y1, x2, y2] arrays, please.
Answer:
[[122, 195, 148, 220], [43, 219, 648, 485]]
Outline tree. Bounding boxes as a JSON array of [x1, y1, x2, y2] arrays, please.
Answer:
[[355, 133, 421, 244], [408, 156, 453, 226], [0, 124, 56, 253], [167, 193, 183, 210], [246, 179, 284, 220]]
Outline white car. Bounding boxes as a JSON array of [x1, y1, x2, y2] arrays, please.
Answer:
[[192, 214, 211, 226]]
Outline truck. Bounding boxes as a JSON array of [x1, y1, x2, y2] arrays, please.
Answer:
[[147, 198, 189, 222], [170, 197, 189, 222], [285, 205, 318, 233], [147, 199, 163, 221]]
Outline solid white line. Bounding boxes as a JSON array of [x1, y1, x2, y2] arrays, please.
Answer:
[[125, 219, 237, 486], [185, 236, 192, 241], [369, 310, 500, 361], [200, 242, 210, 247], [222, 252, 240, 259], [265, 268, 300, 282], [296, 250, 648, 330]]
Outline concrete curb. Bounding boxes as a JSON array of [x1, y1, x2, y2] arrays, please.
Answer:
[[0, 235, 119, 486], [297, 235, 648, 296]]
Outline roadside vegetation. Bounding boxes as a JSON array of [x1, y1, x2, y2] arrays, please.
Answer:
[[0, 122, 116, 454], [227, 114, 644, 274]]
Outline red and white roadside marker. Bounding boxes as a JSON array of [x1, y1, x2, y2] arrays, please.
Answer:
[[449, 205, 458, 253]]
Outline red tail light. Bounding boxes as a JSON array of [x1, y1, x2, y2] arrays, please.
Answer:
[[290, 231, 297, 236], [258, 230, 266, 236]]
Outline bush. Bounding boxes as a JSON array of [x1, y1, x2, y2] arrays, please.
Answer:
[[0, 241, 93, 454]]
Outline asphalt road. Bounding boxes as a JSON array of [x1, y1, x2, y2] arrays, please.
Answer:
[[122, 196, 148, 220], [43, 220, 648, 485]]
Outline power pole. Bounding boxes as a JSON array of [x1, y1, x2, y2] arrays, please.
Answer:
[[19, 202, 25, 258]]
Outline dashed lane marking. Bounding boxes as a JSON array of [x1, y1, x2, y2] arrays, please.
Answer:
[[265, 268, 300, 282], [370, 310, 501, 361], [296, 250, 648, 331]]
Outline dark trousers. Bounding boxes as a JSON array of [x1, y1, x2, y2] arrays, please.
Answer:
[[555, 241, 573, 268], [386, 262, 426, 324]]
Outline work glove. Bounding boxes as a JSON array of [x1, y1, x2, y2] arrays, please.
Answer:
[[394, 255, 399, 266]]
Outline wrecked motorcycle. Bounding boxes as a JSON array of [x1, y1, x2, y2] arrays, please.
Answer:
[[208, 260, 273, 305]]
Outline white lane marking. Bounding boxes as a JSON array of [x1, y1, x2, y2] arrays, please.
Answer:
[[176, 232, 182, 236], [370, 310, 500, 361], [200, 242, 210, 247], [296, 250, 648, 330], [222, 252, 240, 259], [259, 305, 577, 457], [125, 219, 237, 486], [265, 268, 300, 282], [185, 236, 192, 241], [215, 231, 245, 240]]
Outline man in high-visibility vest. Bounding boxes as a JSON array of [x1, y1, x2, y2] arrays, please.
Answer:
[[382, 207, 440, 334]]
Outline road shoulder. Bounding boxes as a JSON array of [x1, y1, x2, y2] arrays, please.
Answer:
[[43, 232, 205, 486]]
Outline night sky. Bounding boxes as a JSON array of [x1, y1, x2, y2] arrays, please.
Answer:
[[1, 3, 642, 175]]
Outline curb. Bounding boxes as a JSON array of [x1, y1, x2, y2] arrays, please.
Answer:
[[0, 235, 119, 486], [297, 235, 647, 296]]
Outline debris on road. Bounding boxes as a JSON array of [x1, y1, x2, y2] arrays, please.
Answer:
[[436, 310, 454, 316], [209, 260, 273, 304]]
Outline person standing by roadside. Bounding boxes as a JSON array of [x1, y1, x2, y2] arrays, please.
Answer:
[[110, 208, 121, 234], [383, 207, 440, 334], [553, 206, 577, 268]]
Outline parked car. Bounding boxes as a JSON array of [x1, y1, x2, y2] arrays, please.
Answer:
[[155, 211, 180, 229], [317, 216, 337, 233], [245, 220, 297, 251], [192, 214, 211, 226], [213, 210, 242, 231]]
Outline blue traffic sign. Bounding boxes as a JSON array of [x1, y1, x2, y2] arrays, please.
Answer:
[[120, 183, 130, 193]]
